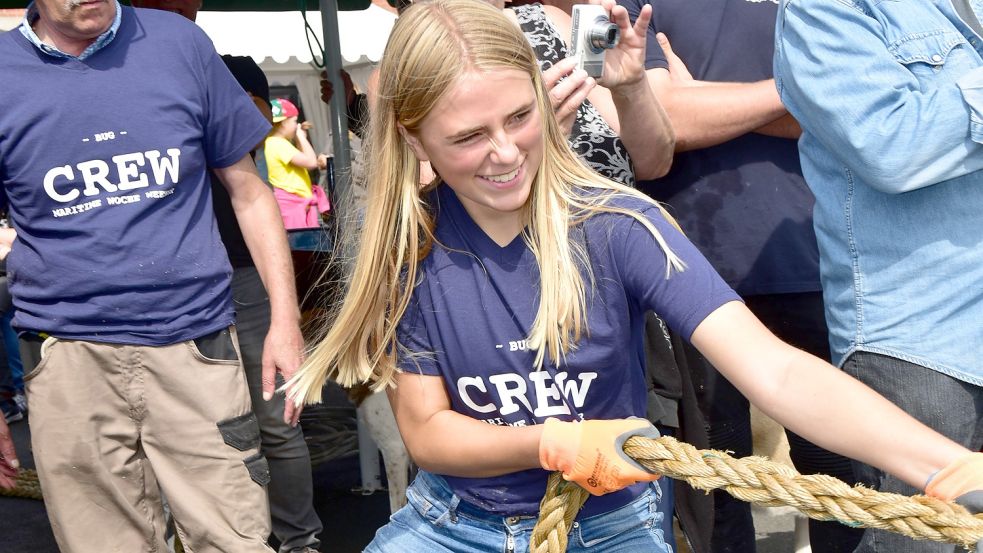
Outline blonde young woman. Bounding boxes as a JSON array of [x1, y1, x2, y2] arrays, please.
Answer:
[[287, 0, 983, 551]]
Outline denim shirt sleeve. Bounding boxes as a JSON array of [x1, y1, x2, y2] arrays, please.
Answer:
[[774, 0, 983, 194]]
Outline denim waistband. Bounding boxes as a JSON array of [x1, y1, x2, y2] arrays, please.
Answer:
[[410, 470, 659, 529]]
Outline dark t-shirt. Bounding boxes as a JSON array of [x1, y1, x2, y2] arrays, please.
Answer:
[[397, 185, 739, 517], [211, 55, 271, 269], [0, 8, 270, 344], [621, 0, 821, 296]]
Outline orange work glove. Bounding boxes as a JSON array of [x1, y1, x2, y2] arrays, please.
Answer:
[[539, 417, 661, 496]]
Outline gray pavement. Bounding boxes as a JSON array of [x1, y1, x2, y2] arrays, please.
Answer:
[[753, 505, 809, 553]]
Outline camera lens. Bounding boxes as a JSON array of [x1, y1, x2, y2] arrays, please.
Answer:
[[588, 19, 620, 51]]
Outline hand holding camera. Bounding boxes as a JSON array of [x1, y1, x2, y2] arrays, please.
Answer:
[[569, 0, 651, 93], [542, 56, 596, 136], [570, 4, 620, 79]]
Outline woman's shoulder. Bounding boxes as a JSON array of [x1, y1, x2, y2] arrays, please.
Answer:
[[583, 190, 665, 220], [577, 190, 679, 243]]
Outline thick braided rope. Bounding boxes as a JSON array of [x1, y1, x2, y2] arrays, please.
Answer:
[[530, 435, 983, 553], [0, 469, 43, 501], [531, 473, 590, 553]]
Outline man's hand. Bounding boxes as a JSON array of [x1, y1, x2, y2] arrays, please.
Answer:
[[320, 69, 356, 106], [0, 228, 16, 261], [0, 416, 20, 489], [542, 56, 595, 137], [656, 32, 696, 85], [262, 319, 306, 426]]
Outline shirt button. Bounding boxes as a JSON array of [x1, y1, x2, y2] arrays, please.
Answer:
[[931, 54, 944, 63], [507, 516, 519, 525]]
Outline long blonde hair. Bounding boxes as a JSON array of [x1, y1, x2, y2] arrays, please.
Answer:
[[288, 0, 683, 403]]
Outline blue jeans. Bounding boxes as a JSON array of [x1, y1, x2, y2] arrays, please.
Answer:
[[844, 351, 983, 553], [233, 267, 323, 552], [366, 471, 671, 553]]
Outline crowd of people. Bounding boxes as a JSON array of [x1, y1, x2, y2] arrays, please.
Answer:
[[0, 0, 981, 552]]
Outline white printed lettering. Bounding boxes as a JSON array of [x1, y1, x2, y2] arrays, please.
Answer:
[[458, 377, 496, 414], [488, 373, 533, 416], [529, 371, 570, 417], [145, 189, 175, 199], [51, 199, 102, 218], [43, 165, 79, 203], [106, 194, 140, 205], [144, 148, 181, 185], [77, 160, 118, 197], [555, 372, 598, 409], [41, 148, 181, 204], [454, 370, 598, 419], [113, 152, 149, 191]]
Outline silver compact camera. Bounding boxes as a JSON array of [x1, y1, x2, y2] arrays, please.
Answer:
[[570, 4, 620, 78]]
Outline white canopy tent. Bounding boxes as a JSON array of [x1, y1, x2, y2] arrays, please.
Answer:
[[195, 6, 396, 154]]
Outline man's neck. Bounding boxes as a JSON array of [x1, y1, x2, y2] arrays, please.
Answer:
[[31, 8, 114, 58]]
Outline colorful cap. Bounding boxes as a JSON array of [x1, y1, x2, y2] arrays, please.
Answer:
[[271, 98, 300, 123]]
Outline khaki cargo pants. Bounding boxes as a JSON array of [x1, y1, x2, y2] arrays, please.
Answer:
[[23, 327, 274, 553]]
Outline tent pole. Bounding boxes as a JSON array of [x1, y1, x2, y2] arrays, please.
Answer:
[[320, 0, 384, 494], [320, 0, 352, 230]]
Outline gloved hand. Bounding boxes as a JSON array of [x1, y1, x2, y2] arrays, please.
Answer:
[[925, 452, 983, 553], [539, 417, 661, 496]]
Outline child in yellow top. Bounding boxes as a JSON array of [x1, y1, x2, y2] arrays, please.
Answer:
[[264, 98, 330, 229]]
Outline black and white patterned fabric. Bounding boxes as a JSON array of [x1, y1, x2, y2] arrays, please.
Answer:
[[514, 3, 635, 186]]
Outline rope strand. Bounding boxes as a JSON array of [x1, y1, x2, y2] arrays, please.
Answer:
[[529, 435, 983, 553], [0, 469, 43, 501]]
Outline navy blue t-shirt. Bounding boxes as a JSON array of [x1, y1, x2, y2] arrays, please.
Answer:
[[621, 0, 821, 296], [397, 185, 739, 517], [0, 8, 271, 344]]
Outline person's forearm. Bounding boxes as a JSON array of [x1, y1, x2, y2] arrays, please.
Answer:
[[403, 409, 544, 477], [238, 195, 300, 326], [292, 133, 320, 169], [693, 303, 968, 489], [651, 74, 788, 152], [609, 78, 675, 179], [753, 112, 802, 140], [219, 160, 301, 326], [751, 349, 967, 488], [390, 376, 545, 478]]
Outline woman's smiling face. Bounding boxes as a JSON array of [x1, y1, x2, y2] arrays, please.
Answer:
[[404, 68, 544, 242]]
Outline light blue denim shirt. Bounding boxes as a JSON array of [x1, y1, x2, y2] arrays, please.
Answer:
[[19, 1, 122, 60], [774, 0, 983, 386]]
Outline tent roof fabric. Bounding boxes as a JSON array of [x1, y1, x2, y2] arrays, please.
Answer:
[[0, 0, 373, 11], [195, 6, 395, 65]]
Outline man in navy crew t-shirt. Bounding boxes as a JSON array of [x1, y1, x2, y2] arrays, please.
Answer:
[[0, 1, 302, 551], [614, 0, 861, 551]]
